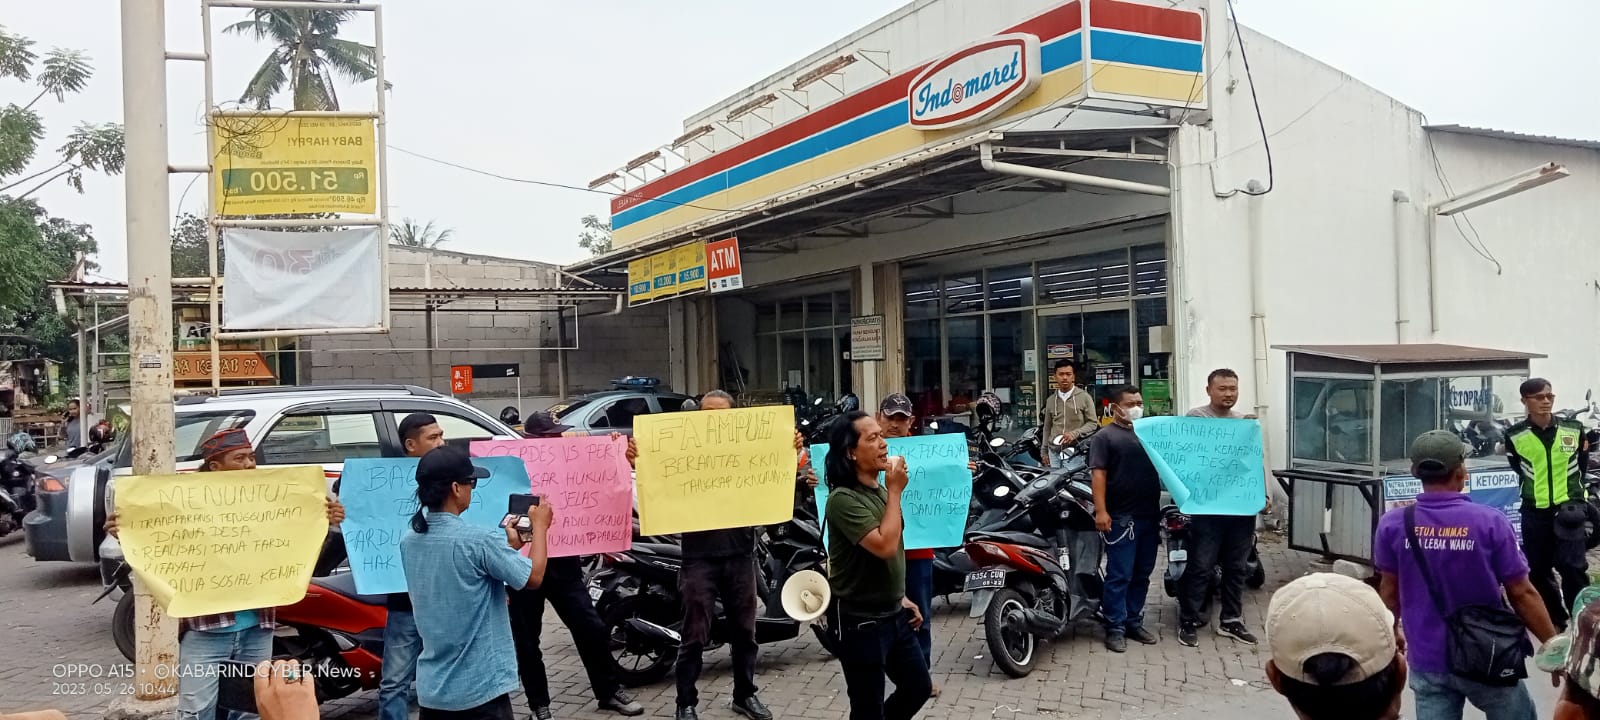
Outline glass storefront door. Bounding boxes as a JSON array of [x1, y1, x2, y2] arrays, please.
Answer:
[[1039, 302, 1133, 414]]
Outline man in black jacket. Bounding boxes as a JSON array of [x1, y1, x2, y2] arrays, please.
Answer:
[[509, 412, 643, 720]]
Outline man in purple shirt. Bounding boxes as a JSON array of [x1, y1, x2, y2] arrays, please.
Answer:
[[1374, 430, 1556, 720]]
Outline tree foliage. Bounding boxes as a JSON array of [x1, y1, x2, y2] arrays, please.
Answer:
[[577, 214, 613, 255], [224, 3, 379, 111], [390, 218, 452, 249], [0, 25, 124, 199], [0, 198, 96, 362]]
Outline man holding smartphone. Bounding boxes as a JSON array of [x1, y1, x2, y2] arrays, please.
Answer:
[[509, 412, 643, 720]]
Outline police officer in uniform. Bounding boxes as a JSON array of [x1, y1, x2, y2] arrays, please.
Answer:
[[1506, 377, 1591, 629]]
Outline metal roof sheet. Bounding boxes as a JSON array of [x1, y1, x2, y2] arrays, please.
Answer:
[[1272, 343, 1547, 364], [1425, 124, 1600, 151]]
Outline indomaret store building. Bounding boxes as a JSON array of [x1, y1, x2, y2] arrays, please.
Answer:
[[569, 0, 1600, 479]]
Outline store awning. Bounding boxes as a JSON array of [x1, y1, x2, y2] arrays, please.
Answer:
[[567, 125, 1176, 277], [48, 280, 623, 313]]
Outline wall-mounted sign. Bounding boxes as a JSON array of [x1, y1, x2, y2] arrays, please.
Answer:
[[450, 365, 473, 394], [173, 352, 276, 384], [627, 255, 656, 306], [472, 363, 520, 378], [706, 238, 744, 293], [212, 117, 377, 216], [629, 242, 710, 306], [849, 315, 887, 361], [1047, 344, 1074, 359], [673, 242, 708, 293], [908, 33, 1042, 131]]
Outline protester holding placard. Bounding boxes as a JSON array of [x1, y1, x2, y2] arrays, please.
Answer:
[[401, 446, 552, 720], [105, 429, 347, 720], [1177, 369, 1268, 648], [377, 413, 444, 720], [505, 414, 642, 720], [1089, 385, 1161, 654], [823, 411, 931, 720], [875, 393, 938, 697]]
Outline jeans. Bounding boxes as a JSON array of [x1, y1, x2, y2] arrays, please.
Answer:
[[1521, 507, 1588, 629], [903, 557, 934, 666], [1179, 515, 1254, 627], [1048, 450, 1067, 469], [379, 610, 423, 720], [1099, 514, 1159, 633], [508, 556, 620, 709], [1411, 671, 1536, 720], [178, 626, 273, 720], [419, 694, 514, 720], [677, 554, 759, 708], [836, 610, 932, 720]]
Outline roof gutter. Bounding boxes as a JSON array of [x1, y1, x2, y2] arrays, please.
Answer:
[[979, 142, 1170, 196]]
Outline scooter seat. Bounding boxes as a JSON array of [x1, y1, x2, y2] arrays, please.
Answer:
[[969, 530, 1052, 549], [310, 572, 386, 606], [634, 542, 682, 559]]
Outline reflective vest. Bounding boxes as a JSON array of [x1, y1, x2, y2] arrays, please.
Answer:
[[1509, 419, 1585, 509]]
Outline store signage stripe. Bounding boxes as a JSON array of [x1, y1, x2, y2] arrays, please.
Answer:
[[1087, 63, 1205, 104], [615, 33, 1081, 231], [1087, 29, 1202, 73], [609, 1, 1087, 217], [1087, 0, 1203, 42]]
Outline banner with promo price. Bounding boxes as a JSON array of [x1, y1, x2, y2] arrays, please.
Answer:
[[221, 227, 384, 330]]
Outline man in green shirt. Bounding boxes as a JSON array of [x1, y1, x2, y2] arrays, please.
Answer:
[[824, 411, 931, 720]]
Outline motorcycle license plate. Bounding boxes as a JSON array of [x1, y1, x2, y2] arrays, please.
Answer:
[[1168, 549, 1188, 563], [588, 584, 603, 601], [964, 569, 1007, 591]]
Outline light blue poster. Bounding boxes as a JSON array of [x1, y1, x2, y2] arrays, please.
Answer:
[[809, 433, 971, 550], [340, 455, 531, 594], [1133, 416, 1266, 516]]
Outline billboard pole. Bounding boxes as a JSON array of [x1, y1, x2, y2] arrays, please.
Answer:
[[117, 0, 180, 707]]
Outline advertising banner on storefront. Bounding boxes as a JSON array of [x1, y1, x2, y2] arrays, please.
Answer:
[[628, 255, 656, 306], [1383, 469, 1523, 541], [220, 227, 383, 330], [212, 116, 377, 216]]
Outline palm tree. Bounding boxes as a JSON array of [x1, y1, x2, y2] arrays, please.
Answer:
[[224, 2, 377, 111], [391, 218, 453, 249]]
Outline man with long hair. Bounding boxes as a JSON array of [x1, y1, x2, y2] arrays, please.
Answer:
[[823, 411, 931, 720]]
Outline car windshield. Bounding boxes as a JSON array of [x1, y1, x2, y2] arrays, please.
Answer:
[[174, 410, 256, 463], [549, 399, 591, 420]]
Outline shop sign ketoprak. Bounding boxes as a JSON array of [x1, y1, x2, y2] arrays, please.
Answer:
[[908, 33, 1042, 131], [211, 117, 377, 215], [628, 242, 710, 307]]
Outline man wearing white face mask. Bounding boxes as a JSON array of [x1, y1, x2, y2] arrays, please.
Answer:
[[1088, 385, 1161, 653]]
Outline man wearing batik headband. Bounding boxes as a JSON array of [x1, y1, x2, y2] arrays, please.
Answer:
[[104, 428, 347, 720]]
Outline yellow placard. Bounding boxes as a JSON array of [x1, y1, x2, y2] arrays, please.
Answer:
[[211, 116, 377, 216], [634, 406, 798, 535], [115, 466, 328, 617], [628, 255, 656, 305], [674, 242, 708, 293]]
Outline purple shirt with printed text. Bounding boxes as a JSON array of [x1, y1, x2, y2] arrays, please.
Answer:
[[1373, 491, 1529, 673]]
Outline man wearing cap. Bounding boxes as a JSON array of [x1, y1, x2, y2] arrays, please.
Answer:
[[403, 446, 552, 720], [1265, 573, 1407, 720], [105, 428, 347, 720], [877, 393, 939, 694], [1507, 377, 1592, 629], [1041, 360, 1097, 469], [510, 412, 642, 720], [377, 414, 447, 720], [1374, 430, 1556, 718]]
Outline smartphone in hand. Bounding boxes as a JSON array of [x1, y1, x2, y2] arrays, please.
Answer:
[[504, 493, 539, 542]]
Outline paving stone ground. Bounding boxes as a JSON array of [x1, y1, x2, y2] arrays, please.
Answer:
[[0, 532, 1555, 719]]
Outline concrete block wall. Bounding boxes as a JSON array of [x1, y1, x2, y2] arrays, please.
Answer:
[[297, 246, 671, 414]]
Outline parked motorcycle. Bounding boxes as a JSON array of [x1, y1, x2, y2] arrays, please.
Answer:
[[0, 440, 42, 537], [1159, 504, 1267, 600]]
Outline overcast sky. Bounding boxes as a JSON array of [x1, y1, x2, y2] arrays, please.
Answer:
[[10, 1, 1598, 281]]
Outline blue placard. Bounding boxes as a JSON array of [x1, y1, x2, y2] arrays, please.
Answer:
[[340, 455, 531, 594], [1133, 416, 1266, 516], [809, 434, 971, 550]]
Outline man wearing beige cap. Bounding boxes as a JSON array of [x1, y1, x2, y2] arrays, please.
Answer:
[[1265, 573, 1407, 720]]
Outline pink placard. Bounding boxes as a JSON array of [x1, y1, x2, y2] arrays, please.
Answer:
[[470, 435, 633, 557]]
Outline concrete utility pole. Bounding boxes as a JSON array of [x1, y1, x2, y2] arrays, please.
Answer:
[[116, 0, 180, 710]]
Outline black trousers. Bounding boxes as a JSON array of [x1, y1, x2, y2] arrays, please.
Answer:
[[420, 694, 513, 720], [677, 554, 759, 708], [508, 556, 619, 709], [1522, 507, 1589, 629], [1179, 514, 1254, 627], [836, 610, 932, 720]]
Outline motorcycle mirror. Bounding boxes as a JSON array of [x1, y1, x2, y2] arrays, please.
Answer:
[[813, 398, 825, 406], [993, 486, 1011, 498], [43, 455, 58, 464], [1052, 434, 1066, 445], [989, 437, 1005, 448], [929, 421, 940, 431]]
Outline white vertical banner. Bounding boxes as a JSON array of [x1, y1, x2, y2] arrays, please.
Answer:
[[221, 227, 384, 330]]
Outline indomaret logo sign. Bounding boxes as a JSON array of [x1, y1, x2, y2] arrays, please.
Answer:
[[908, 33, 1042, 131]]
